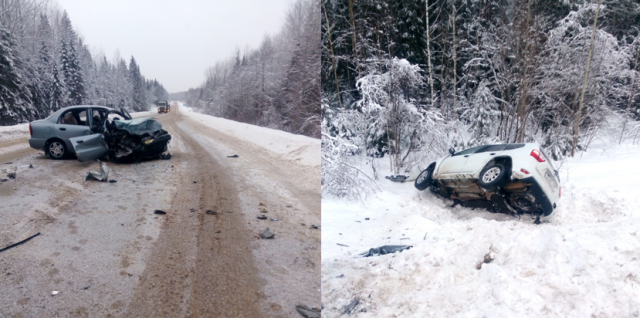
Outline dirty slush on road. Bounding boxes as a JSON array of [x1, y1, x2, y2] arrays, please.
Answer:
[[0, 106, 320, 317]]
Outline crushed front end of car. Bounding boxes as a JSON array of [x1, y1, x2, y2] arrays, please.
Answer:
[[70, 118, 171, 163]]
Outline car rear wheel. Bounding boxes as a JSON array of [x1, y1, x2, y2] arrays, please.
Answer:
[[478, 163, 507, 191], [415, 164, 435, 191], [46, 140, 67, 160]]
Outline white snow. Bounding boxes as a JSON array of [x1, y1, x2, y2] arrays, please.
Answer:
[[178, 102, 319, 167], [322, 135, 640, 317], [0, 123, 29, 143]]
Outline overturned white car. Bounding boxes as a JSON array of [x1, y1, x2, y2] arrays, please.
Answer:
[[415, 143, 561, 220]]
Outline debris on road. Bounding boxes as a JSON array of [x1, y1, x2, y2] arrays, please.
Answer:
[[295, 304, 321, 318], [261, 228, 275, 239], [310, 224, 320, 229], [476, 251, 495, 270], [360, 245, 412, 257], [0, 232, 41, 253], [81, 285, 91, 290], [51, 291, 59, 296], [0, 179, 8, 182], [365, 218, 370, 220], [29, 162, 33, 169], [189, 208, 196, 212], [108, 180, 117, 183], [341, 298, 360, 315], [154, 210, 167, 215], [385, 175, 408, 182], [206, 210, 218, 215], [336, 243, 349, 247], [84, 160, 109, 182], [270, 217, 280, 221], [227, 154, 239, 158], [3, 166, 17, 179], [193, 181, 197, 184], [257, 215, 267, 220], [4, 162, 12, 164]]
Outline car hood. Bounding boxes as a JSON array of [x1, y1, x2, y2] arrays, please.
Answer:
[[112, 118, 163, 135]]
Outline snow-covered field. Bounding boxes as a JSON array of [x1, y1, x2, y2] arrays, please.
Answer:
[[322, 136, 640, 317]]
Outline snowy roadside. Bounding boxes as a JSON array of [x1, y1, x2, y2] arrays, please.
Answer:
[[178, 103, 320, 167], [322, 140, 640, 317], [0, 123, 29, 144]]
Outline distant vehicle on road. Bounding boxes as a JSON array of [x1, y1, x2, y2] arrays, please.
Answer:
[[157, 101, 170, 113], [415, 143, 561, 220], [29, 105, 131, 159]]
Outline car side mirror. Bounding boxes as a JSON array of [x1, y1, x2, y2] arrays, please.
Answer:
[[449, 147, 455, 156], [113, 117, 120, 121]]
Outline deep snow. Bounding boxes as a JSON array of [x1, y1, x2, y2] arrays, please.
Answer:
[[322, 134, 640, 317]]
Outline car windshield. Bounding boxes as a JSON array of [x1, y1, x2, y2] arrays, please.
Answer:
[[453, 143, 525, 156]]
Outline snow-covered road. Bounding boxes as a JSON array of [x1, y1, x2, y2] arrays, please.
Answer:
[[0, 103, 320, 317], [322, 140, 640, 317]]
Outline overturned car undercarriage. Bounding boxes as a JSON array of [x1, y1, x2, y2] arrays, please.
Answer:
[[70, 118, 171, 163]]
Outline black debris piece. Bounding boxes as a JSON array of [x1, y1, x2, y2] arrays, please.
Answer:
[[310, 224, 320, 229], [226, 211, 233, 213], [336, 243, 349, 247], [483, 252, 494, 264], [365, 218, 370, 220], [29, 163, 34, 169], [206, 210, 218, 215], [336, 274, 345, 278], [4, 162, 12, 164], [109, 180, 117, 183], [81, 285, 91, 290], [360, 245, 412, 257], [171, 165, 174, 168], [295, 304, 321, 318], [154, 210, 167, 215], [341, 298, 360, 315], [385, 175, 408, 182], [227, 154, 239, 158], [0, 179, 7, 182], [257, 215, 267, 220], [0, 233, 41, 253], [193, 181, 197, 184], [215, 230, 221, 233], [261, 228, 275, 239], [189, 208, 196, 212], [161, 153, 172, 160]]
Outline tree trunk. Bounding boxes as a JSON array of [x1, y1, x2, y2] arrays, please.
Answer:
[[451, 0, 457, 120], [322, 1, 343, 108], [572, 0, 603, 157], [619, 39, 640, 144], [425, 0, 435, 107]]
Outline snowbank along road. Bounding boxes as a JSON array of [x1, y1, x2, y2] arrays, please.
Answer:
[[0, 103, 320, 317]]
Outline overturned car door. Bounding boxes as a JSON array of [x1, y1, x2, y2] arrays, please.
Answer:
[[69, 134, 109, 162]]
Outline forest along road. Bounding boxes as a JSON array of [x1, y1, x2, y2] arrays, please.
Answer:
[[0, 106, 320, 318]]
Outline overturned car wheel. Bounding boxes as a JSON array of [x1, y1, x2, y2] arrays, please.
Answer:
[[415, 163, 436, 191], [478, 163, 508, 191]]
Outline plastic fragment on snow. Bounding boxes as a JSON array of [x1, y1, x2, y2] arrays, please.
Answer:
[[360, 245, 412, 257], [227, 154, 239, 158], [270, 217, 280, 221], [206, 210, 218, 215], [295, 304, 321, 318], [51, 291, 59, 296], [261, 228, 275, 239], [154, 210, 167, 215], [385, 175, 408, 182], [84, 160, 109, 182], [341, 298, 360, 315], [108, 180, 117, 183], [257, 215, 267, 220], [310, 224, 320, 229]]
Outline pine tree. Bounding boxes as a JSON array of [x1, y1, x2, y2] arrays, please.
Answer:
[[129, 57, 146, 111], [0, 25, 34, 125]]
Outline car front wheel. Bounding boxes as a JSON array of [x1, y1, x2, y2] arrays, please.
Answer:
[[478, 163, 507, 191], [415, 164, 435, 191], [47, 140, 67, 160]]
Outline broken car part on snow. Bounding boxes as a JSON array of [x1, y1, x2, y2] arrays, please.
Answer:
[[360, 245, 413, 257], [84, 160, 109, 182], [0, 233, 41, 253]]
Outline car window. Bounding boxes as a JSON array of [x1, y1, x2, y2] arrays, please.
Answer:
[[59, 110, 79, 125], [452, 145, 486, 156], [476, 144, 508, 153], [78, 110, 88, 125], [504, 144, 525, 150]]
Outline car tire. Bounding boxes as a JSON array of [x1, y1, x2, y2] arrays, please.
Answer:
[[478, 163, 508, 191], [46, 139, 67, 160], [415, 163, 436, 191]]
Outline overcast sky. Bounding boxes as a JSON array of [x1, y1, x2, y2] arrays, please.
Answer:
[[56, 0, 292, 93]]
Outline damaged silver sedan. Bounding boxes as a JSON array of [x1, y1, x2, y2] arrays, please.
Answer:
[[29, 105, 171, 162]]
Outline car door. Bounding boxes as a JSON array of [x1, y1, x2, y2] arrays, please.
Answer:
[[69, 134, 109, 162], [435, 145, 484, 177], [55, 108, 92, 151]]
